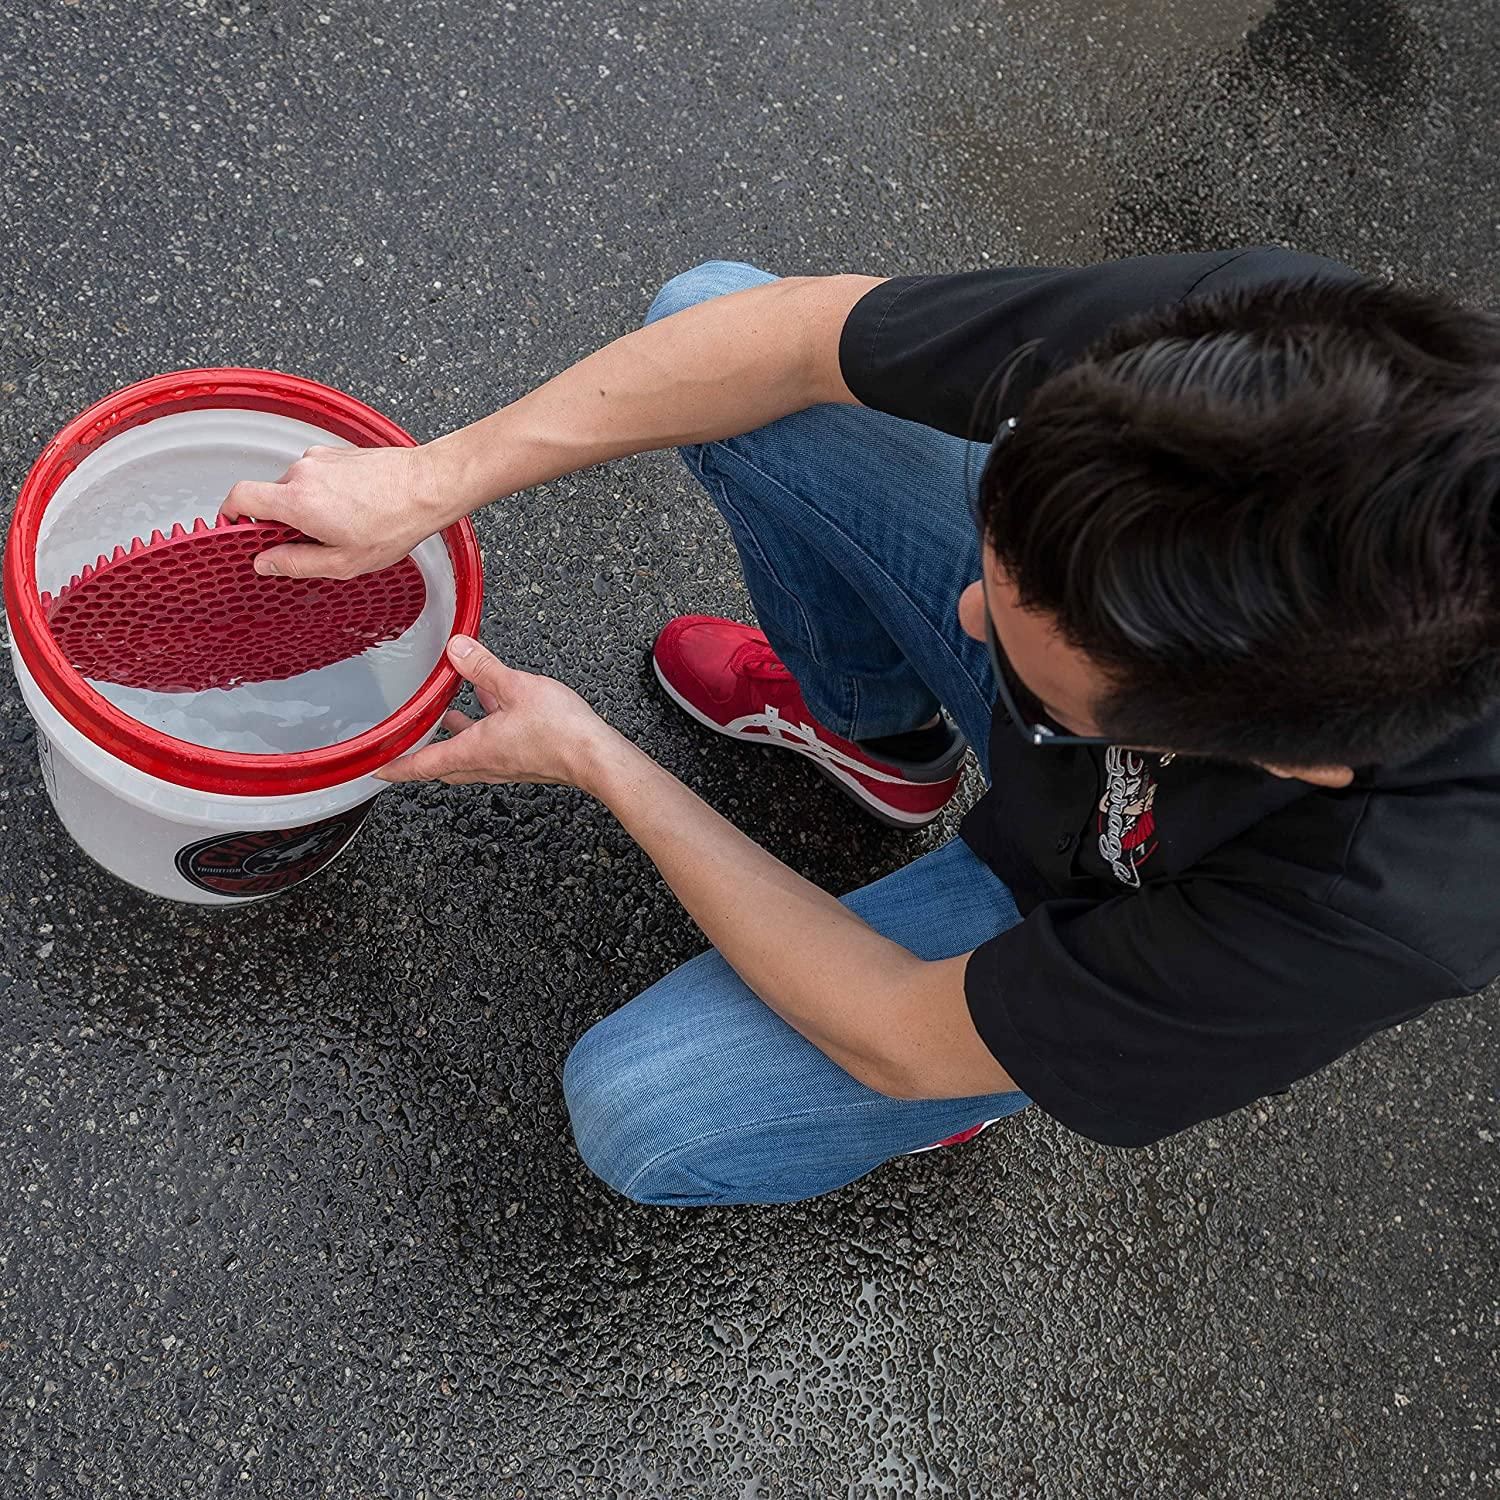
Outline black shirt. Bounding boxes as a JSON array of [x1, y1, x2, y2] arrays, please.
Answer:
[[839, 248, 1500, 1147]]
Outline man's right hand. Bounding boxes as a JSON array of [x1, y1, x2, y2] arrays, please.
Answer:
[[219, 442, 459, 580]]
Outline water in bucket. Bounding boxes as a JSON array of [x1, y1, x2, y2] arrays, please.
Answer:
[[34, 408, 454, 754]]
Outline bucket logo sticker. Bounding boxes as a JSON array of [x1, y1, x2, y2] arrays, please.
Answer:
[[174, 800, 377, 897]]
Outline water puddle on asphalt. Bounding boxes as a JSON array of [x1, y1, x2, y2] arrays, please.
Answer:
[[1003, 0, 1276, 63]]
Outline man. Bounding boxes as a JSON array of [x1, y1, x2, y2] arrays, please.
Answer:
[[222, 250, 1500, 1206]]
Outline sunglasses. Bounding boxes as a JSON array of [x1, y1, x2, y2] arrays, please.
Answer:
[[970, 420, 1115, 750]]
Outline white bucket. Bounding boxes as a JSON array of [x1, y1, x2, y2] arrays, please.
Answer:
[[3, 369, 484, 905]]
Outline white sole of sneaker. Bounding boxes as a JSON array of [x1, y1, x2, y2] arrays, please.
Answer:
[[651, 655, 943, 829]]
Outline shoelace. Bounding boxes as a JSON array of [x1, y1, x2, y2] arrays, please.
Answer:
[[732, 640, 792, 680]]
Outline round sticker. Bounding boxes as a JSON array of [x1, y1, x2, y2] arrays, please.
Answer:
[[174, 800, 377, 897]]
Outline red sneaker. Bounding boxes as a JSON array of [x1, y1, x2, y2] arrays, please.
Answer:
[[651, 616, 966, 829], [906, 1118, 1004, 1155]]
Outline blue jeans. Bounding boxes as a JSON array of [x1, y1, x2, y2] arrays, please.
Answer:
[[562, 262, 1030, 1206]]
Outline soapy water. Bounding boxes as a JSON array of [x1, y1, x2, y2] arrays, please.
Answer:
[[89, 634, 429, 755], [34, 407, 456, 757]]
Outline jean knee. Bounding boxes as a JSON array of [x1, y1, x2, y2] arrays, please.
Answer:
[[646, 260, 778, 326], [562, 1015, 672, 1203], [562, 1021, 620, 1181]]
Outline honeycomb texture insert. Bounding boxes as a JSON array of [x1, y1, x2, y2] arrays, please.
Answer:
[[41, 516, 427, 694]]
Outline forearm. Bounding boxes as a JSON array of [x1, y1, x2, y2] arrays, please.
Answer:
[[581, 728, 960, 1097], [376, 637, 1017, 1101], [423, 274, 876, 518]]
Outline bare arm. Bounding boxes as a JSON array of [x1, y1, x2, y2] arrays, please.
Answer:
[[223, 274, 882, 579], [428, 273, 881, 513], [584, 729, 1019, 1100], [377, 640, 1020, 1102]]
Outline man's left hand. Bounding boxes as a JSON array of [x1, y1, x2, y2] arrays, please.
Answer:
[[375, 636, 613, 789]]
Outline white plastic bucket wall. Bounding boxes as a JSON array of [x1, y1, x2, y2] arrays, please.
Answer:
[[11, 642, 392, 904]]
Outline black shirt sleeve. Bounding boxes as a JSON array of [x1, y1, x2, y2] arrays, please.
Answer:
[[964, 879, 1464, 1147], [839, 247, 1362, 440]]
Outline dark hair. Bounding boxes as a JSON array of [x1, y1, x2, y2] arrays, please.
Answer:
[[979, 275, 1500, 767]]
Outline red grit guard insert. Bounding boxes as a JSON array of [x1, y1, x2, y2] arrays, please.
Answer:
[[41, 516, 427, 695]]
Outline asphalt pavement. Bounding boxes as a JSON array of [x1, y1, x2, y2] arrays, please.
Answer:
[[1, 0, 1496, 1495]]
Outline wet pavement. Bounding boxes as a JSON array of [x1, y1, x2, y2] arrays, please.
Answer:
[[2, 0, 1497, 1495]]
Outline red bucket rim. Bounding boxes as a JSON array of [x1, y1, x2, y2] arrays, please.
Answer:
[[2, 367, 483, 797]]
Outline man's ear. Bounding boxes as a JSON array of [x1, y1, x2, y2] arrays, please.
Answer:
[[983, 541, 1009, 592]]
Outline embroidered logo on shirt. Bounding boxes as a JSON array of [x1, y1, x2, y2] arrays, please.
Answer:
[[1098, 747, 1159, 888]]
